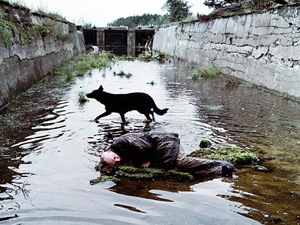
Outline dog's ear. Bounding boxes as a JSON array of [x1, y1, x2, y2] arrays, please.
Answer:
[[98, 85, 103, 92]]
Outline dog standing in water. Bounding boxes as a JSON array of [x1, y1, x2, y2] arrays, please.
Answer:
[[86, 85, 168, 124]]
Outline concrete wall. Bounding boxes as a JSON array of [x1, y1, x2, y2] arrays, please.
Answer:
[[153, 5, 300, 99], [0, 4, 85, 109]]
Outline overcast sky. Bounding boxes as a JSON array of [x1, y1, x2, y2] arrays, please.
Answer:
[[16, 0, 212, 27]]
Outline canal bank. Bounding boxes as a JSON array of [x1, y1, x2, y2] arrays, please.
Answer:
[[153, 5, 300, 100], [0, 1, 85, 109]]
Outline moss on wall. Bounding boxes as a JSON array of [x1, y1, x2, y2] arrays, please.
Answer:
[[0, 0, 85, 109]]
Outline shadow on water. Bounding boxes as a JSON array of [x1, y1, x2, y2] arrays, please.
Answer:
[[0, 59, 299, 224]]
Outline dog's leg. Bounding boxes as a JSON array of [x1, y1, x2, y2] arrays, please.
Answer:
[[95, 111, 111, 123], [150, 111, 155, 122], [143, 113, 153, 123], [119, 113, 127, 125]]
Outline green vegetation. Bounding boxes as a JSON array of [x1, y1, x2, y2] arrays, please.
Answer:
[[0, 51, 115, 141], [147, 81, 156, 85], [0, 8, 17, 46], [113, 70, 133, 78], [35, 8, 67, 22], [191, 67, 220, 80], [78, 91, 88, 104], [108, 13, 163, 28], [199, 139, 212, 148], [188, 146, 259, 165], [163, 0, 192, 23], [49, 51, 115, 81], [199, 0, 300, 22], [108, 0, 193, 27], [90, 143, 260, 184], [91, 164, 195, 184], [0, 0, 70, 46]]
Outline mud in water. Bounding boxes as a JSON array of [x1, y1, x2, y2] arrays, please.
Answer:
[[0, 59, 299, 224]]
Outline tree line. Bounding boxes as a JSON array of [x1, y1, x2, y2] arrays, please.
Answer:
[[83, 0, 296, 29]]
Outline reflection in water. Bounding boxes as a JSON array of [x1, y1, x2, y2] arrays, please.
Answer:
[[0, 60, 299, 224], [114, 203, 146, 213]]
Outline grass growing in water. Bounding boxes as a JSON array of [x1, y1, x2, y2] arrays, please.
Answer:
[[188, 146, 259, 165], [49, 51, 114, 81], [192, 67, 220, 80], [78, 91, 88, 104], [113, 70, 133, 78]]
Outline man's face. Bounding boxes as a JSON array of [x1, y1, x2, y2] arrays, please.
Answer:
[[101, 151, 121, 166]]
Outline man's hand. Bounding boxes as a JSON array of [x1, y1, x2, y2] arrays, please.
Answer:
[[141, 162, 150, 168]]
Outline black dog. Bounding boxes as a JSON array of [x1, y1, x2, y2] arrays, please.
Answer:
[[86, 85, 168, 124]]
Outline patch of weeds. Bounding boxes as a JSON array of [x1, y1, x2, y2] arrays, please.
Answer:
[[199, 139, 212, 148], [35, 7, 67, 23], [78, 91, 88, 104], [75, 68, 88, 77], [188, 146, 259, 165], [191, 73, 201, 80], [91, 164, 195, 184], [117, 55, 135, 61], [113, 70, 133, 78], [65, 70, 73, 82], [137, 54, 153, 61], [50, 51, 115, 80], [0, 8, 17, 46], [192, 67, 220, 80], [282, 92, 291, 100], [34, 23, 54, 37]]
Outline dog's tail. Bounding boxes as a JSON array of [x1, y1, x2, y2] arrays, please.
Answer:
[[153, 104, 168, 115]]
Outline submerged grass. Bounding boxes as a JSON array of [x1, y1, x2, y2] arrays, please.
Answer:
[[49, 51, 115, 81], [113, 70, 133, 78], [78, 91, 88, 104], [192, 67, 220, 80]]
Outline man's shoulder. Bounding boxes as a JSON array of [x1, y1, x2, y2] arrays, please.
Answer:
[[148, 131, 179, 138]]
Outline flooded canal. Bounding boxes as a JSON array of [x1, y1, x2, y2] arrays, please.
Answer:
[[0, 59, 300, 224]]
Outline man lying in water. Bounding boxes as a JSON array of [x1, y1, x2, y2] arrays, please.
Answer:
[[100, 131, 234, 177]]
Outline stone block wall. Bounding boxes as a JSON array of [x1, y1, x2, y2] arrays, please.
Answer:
[[0, 3, 85, 109], [153, 5, 300, 99]]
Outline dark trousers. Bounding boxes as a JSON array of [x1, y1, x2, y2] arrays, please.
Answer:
[[176, 146, 224, 176]]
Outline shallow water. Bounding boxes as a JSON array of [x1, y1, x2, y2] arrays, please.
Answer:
[[0, 60, 299, 224]]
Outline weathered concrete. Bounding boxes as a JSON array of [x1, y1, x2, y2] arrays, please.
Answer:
[[153, 5, 300, 99], [0, 4, 85, 109]]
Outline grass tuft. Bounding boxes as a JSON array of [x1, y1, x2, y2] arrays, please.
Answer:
[[191, 67, 220, 80]]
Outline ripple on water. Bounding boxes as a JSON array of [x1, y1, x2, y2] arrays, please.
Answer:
[[1, 60, 300, 225]]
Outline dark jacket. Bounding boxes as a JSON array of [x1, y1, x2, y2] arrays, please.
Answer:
[[108, 131, 180, 169]]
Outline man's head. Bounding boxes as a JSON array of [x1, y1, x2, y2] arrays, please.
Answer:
[[100, 150, 121, 166]]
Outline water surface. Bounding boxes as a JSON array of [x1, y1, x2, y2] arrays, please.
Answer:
[[0, 60, 299, 224]]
